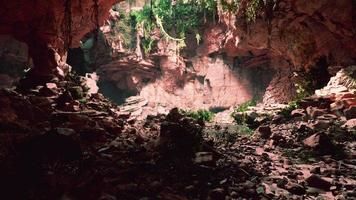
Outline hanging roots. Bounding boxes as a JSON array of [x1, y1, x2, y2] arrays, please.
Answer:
[[63, 0, 73, 50], [79, 0, 82, 11], [92, 0, 100, 44]]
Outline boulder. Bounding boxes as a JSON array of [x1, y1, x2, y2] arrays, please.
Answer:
[[344, 106, 356, 119], [312, 120, 332, 130], [285, 182, 306, 195], [255, 126, 272, 139], [342, 119, 356, 131], [303, 133, 335, 153], [291, 109, 306, 118], [306, 106, 328, 119], [159, 108, 203, 157], [305, 175, 332, 191]]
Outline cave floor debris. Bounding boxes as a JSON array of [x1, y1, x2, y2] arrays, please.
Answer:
[[0, 73, 355, 200]]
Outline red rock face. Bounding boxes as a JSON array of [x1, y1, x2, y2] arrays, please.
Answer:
[[213, 0, 355, 103], [218, 0, 355, 69], [0, 0, 119, 77], [92, 0, 355, 110]]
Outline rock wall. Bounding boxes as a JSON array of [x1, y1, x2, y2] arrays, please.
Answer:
[[83, 0, 355, 113], [218, 0, 355, 69], [1, 0, 351, 113], [0, 35, 29, 88], [92, 14, 275, 113], [0, 0, 119, 80]]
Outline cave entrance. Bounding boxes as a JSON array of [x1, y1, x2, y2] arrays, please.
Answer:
[[67, 33, 140, 105], [310, 56, 332, 90], [0, 35, 31, 89]]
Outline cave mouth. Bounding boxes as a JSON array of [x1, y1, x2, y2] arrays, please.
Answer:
[[0, 0, 355, 199], [66, 42, 279, 119], [63, 1, 323, 119], [0, 35, 31, 89]]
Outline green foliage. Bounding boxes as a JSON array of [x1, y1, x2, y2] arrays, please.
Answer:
[[279, 100, 299, 118], [205, 124, 253, 144], [245, 0, 262, 22], [184, 109, 215, 122], [236, 124, 253, 135], [293, 71, 312, 100], [141, 37, 156, 54], [231, 99, 257, 124], [235, 99, 257, 113], [219, 0, 264, 22], [130, 0, 217, 53], [220, 0, 240, 13]]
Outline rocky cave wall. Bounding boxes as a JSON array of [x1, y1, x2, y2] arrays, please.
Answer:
[[88, 17, 277, 113], [0, 0, 119, 80], [0, 35, 29, 88], [0, 0, 354, 113], [209, 0, 356, 104], [79, 0, 355, 114]]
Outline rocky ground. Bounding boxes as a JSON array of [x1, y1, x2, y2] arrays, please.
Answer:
[[0, 68, 355, 200]]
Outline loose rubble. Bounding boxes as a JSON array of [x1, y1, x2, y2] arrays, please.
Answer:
[[0, 67, 355, 199]]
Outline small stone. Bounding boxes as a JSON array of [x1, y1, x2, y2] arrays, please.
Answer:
[[55, 127, 76, 136], [303, 133, 335, 154], [291, 109, 306, 118], [310, 166, 321, 174], [99, 194, 117, 200], [69, 86, 84, 99], [285, 182, 306, 195], [344, 106, 356, 119], [208, 188, 225, 200], [243, 180, 255, 189], [312, 119, 332, 130], [149, 181, 161, 192], [342, 119, 356, 130], [305, 175, 332, 191], [256, 126, 272, 139], [184, 185, 195, 193], [46, 82, 57, 89], [194, 152, 213, 164], [306, 107, 327, 119]]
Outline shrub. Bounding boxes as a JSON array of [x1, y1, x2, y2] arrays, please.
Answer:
[[205, 124, 253, 144], [231, 99, 257, 124], [184, 109, 215, 122], [236, 124, 254, 136], [279, 100, 299, 118], [235, 99, 257, 112]]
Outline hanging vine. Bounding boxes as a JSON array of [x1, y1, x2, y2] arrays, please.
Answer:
[[92, 0, 100, 44], [79, 0, 82, 11], [63, 0, 73, 50], [265, 0, 276, 48]]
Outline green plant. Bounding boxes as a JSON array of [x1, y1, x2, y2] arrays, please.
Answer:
[[279, 100, 299, 118], [184, 109, 215, 122], [141, 37, 156, 54], [236, 124, 253, 135], [235, 99, 257, 113], [245, 0, 262, 22], [220, 0, 240, 13], [130, 0, 217, 54], [204, 124, 253, 144], [231, 99, 257, 124]]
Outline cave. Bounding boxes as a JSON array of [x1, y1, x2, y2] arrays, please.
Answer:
[[0, 0, 355, 199]]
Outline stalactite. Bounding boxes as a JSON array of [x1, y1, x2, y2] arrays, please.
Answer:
[[63, 0, 73, 50]]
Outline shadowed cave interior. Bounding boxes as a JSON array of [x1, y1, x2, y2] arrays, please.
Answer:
[[0, 0, 355, 199]]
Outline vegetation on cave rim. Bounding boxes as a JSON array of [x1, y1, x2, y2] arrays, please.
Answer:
[[231, 99, 257, 122], [183, 109, 215, 122], [114, 0, 269, 55], [128, 0, 218, 54]]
